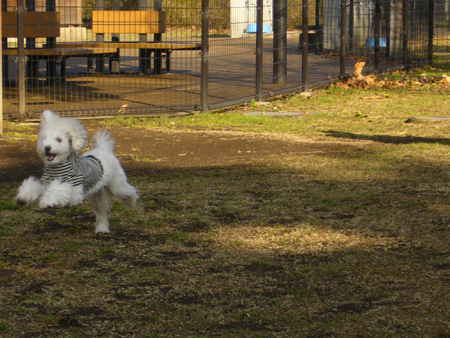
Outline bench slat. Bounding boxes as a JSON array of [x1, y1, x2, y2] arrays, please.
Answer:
[[2, 12, 60, 38], [92, 11, 165, 35], [56, 41, 201, 51]]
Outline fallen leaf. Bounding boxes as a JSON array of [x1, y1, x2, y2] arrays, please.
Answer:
[[353, 61, 366, 78]]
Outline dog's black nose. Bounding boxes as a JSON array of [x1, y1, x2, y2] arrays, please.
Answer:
[[45, 146, 51, 153]]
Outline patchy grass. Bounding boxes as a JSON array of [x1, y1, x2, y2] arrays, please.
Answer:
[[1, 66, 450, 337]]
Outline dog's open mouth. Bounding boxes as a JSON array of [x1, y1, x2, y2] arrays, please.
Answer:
[[46, 153, 57, 162]]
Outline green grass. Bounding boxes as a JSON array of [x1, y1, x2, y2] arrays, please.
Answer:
[[103, 65, 450, 140]]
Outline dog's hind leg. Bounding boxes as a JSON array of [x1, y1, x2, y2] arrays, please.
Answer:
[[106, 172, 138, 207], [89, 189, 110, 234]]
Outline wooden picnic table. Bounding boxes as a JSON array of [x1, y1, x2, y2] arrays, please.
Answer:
[[55, 41, 203, 75], [2, 47, 118, 83]]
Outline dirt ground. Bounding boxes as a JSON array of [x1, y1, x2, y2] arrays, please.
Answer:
[[2, 118, 450, 337], [0, 120, 345, 182]]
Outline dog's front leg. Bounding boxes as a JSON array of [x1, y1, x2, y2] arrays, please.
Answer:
[[16, 177, 46, 206], [38, 180, 77, 208], [89, 189, 110, 234]]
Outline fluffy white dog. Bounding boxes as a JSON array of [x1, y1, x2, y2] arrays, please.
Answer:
[[16, 110, 138, 233]]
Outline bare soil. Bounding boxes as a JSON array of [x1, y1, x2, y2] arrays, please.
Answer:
[[0, 121, 347, 181]]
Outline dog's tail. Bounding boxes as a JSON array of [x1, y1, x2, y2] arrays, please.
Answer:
[[91, 129, 115, 152]]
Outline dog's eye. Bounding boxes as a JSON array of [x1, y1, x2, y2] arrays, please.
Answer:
[[56, 138, 62, 143]]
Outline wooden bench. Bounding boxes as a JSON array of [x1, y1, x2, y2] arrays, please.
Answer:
[[57, 10, 202, 75], [2, 11, 117, 83]]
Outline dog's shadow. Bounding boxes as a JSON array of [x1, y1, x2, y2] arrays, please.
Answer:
[[31, 208, 95, 234]]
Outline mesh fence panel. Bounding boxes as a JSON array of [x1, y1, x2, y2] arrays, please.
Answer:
[[1, 0, 448, 118]]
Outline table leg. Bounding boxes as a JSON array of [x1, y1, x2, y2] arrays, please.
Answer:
[[165, 50, 172, 72], [60, 57, 66, 82], [47, 57, 57, 85], [154, 50, 162, 75]]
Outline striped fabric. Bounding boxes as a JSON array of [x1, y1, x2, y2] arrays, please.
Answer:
[[40, 153, 103, 192]]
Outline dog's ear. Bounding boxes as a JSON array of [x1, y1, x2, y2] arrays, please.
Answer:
[[41, 110, 58, 125], [65, 119, 88, 151]]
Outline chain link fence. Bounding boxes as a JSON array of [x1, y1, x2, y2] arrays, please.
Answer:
[[1, 0, 449, 118]]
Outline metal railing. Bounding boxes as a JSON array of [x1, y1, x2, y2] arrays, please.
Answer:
[[1, 0, 449, 118]]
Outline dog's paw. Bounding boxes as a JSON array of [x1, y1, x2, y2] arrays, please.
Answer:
[[38, 199, 56, 209], [16, 177, 45, 206], [39, 180, 78, 208], [95, 224, 110, 234]]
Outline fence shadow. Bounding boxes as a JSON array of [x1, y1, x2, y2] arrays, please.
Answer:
[[324, 130, 450, 146]]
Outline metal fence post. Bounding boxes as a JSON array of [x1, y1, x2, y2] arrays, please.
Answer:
[[46, 0, 56, 84], [402, 0, 408, 68], [374, 0, 381, 70], [273, 0, 287, 84], [428, 0, 434, 65], [348, 0, 353, 53], [340, 0, 346, 76], [302, 0, 308, 87], [256, 0, 263, 100], [96, 0, 105, 73], [153, 0, 163, 74], [200, 0, 209, 112], [17, 0, 26, 115], [0, 4, 2, 134]]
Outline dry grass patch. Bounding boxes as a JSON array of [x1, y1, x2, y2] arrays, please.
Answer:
[[202, 223, 392, 255]]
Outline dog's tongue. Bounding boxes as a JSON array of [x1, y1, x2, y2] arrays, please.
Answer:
[[46, 154, 56, 161]]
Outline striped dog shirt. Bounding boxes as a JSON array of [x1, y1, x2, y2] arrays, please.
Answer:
[[40, 152, 104, 192]]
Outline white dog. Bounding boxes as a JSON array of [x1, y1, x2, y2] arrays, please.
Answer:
[[16, 110, 138, 233]]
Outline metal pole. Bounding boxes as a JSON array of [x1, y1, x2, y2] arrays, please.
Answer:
[[402, 0, 408, 68], [340, 0, 346, 76], [349, 0, 353, 53], [273, 0, 287, 84], [46, 0, 56, 84], [200, 0, 209, 112], [302, 0, 308, 86], [374, 0, 381, 70], [428, 0, 434, 65], [26, 0, 36, 85], [2, 0, 8, 81], [139, 0, 148, 74], [96, 0, 105, 73], [17, 0, 26, 115], [0, 4, 3, 134], [153, 0, 162, 74], [256, 0, 263, 99]]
